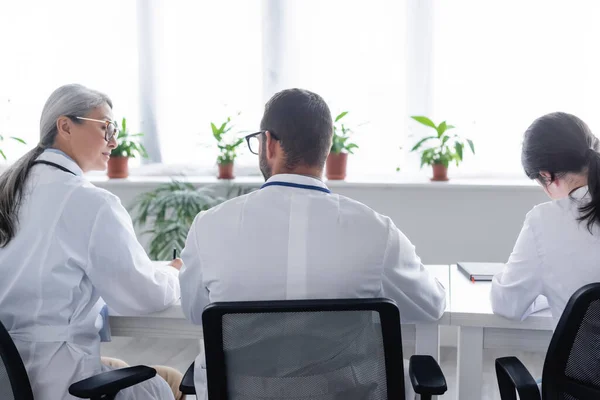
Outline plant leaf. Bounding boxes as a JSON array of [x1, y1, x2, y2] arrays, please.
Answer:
[[467, 139, 475, 154], [211, 123, 220, 139], [437, 121, 447, 137], [10, 137, 26, 144], [0, 149, 5, 160], [335, 111, 348, 122], [411, 116, 437, 129], [410, 136, 437, 152], [455, 141, 463, 161], [139, 143, 149, 158]]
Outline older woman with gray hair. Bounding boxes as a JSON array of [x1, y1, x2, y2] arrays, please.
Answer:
[[0, 84, 184, 399]]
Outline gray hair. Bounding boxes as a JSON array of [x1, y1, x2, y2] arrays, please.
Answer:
[[0, 84, 112, 247]]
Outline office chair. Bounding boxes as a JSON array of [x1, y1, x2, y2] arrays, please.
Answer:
[[496, 283, 600, 399], [180, 298, 447, 399], [0, 319, 156, 400]]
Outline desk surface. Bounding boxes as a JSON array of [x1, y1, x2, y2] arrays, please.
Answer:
[[120, 264, 451, 321], [449, 265, 555, 330], [117, 263, 554, 330]]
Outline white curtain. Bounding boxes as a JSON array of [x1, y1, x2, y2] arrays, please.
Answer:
[[153, 1, 263, 173], [268, 0, 407, 177]]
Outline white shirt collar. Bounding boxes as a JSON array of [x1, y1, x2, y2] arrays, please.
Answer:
[[264, 174, 329, 190], [36, 149, 84, 177]]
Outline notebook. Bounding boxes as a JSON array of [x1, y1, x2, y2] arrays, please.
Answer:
[[457, 262, 504, 282]]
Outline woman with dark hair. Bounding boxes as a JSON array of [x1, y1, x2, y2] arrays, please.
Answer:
[[0, 84, 183, 399], [491, 112, 600, 321]]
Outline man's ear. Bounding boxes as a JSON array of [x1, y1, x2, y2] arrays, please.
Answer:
[[265, 130, 278, 160], [56, 116, 73, 141]]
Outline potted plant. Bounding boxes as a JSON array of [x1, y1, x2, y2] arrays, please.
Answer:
[[108, 117, 148, 179], [211, 116, 244, 180], [326, 111, 358, 180], [130, 181, 255, 259], [410, 116, 475, 181]]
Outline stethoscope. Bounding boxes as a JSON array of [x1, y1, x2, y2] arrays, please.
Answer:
[[32, 160, 76, 176]]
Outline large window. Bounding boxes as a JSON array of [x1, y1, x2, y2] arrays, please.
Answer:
[[433, 0, 600, 178], [2, 1, 599, 179], [0, 0, 139, 162]]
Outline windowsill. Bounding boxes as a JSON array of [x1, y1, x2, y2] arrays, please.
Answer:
[[88, 174, 539, 191]]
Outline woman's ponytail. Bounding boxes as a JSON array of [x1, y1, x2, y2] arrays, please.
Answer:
[[579, 149, 600, 232], [0, 145, 46, 246]]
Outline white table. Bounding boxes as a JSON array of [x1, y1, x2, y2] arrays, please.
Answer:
[[109, 264, 450, 360], [449, 265, 555, 400]]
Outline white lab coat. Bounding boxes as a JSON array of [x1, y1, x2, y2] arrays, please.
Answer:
[[180, 174, 446, 400], [0, 150, 180, 400], [491, 186, 600, 322]]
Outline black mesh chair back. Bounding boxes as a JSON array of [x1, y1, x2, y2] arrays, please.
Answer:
[[0, 320, 34, 400], [202, 298, 405, 400], [542, 283, 600, 399]]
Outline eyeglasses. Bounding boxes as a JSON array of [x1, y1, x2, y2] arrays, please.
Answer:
[[245, 130, 279, 155], [71, 116, 119, 142]]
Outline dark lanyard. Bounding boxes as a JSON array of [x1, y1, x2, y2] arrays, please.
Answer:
[[260, 181, 331, 194], [32, 160, 76, 176]]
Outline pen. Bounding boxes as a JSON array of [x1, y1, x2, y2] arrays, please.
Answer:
[[173, 248, 177, 260]]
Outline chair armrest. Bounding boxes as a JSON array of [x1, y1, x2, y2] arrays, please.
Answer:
[[408, 355, 447, 395], [69, 366, 156, 399], [495, 357, 541, 400], [179, 361, 196, 395]]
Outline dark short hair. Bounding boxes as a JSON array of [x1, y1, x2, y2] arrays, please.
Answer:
[[260, 88, 333, 170], [522, 112, 600, 232]]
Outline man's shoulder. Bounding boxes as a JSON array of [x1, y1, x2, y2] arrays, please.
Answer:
[[193, 189, 257, 222], [335, 193, 392, 225]]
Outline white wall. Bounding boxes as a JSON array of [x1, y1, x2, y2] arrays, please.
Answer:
[[93, 177, 548, 264]]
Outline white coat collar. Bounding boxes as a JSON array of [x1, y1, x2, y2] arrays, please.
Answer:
[[36, 149, 84, 177], [264, 174, 329, 191], [571, 185, 589, 200]]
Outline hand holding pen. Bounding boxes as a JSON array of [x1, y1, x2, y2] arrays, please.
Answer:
[[168, 248, 183, 271]]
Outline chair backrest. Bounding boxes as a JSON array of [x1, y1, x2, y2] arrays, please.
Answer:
[[202, 298, 405, 400], [0, 320, 34, 400], [542, 283, 600, 399]]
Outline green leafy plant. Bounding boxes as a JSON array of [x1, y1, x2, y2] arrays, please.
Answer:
[[111, 118, 148, 158], [0, 135, 26, 160], [410, 116, 475, 168], [330, 111, 359, 154], [211, 114, 244, 165], [130, 181, 255, 260]]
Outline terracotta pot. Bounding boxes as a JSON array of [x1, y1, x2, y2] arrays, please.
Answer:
[[218, 163, 234, 180], [431, 163, 449, 181], [326, 152, 348, 180], [107, 156, 129, 179]]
